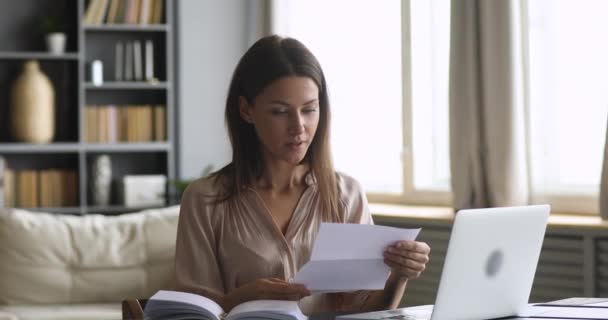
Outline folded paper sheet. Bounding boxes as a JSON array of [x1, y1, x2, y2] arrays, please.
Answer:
[[294, 223, 420, 293]]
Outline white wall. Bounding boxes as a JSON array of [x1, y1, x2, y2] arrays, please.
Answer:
[[176, 0, 252, 179]]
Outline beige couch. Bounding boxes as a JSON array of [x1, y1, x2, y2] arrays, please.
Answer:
[[0, 206, 180, 320]]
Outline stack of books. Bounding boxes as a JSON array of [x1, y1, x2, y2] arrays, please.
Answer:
[[2, 168, 78, 208], [85, 104, 166, 143], [84, 0, 164, 25]]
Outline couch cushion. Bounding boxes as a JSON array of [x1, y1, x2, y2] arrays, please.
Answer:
[[0, 206, 179, 305], [0, 303, 121, 320]]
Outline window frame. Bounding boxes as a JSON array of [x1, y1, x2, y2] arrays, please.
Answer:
[[366, 0, 453, 207]]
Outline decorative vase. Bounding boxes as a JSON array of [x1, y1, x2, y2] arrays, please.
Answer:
[[91, 154, 112, 206], [10, 60, 55, 143], [46, 32, 66, 55]]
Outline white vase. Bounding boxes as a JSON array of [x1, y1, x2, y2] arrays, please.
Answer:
[[91, 155, 112, 206], [10, 60, 55, 143], [46, 32, 66, 55]]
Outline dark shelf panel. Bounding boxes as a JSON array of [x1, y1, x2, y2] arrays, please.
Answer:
[[84, 82, 169, 90], [0, 143, 81, 153], [84, 24, 169, 32], [0, 52, 80, 60], [84, 142, 171, 152]]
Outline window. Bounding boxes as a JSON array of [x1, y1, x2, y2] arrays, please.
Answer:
[[525, 0, 608, 214], [273, 0, 451, 204]]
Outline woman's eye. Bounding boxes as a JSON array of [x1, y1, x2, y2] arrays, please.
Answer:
[[303, 108, 318, 113], [271, 109, 288, 115]]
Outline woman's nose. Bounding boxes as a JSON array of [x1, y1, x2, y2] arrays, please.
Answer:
[[288, 113, 305, 135]]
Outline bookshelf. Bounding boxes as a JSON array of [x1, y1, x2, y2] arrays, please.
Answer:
[[0, 0, 175, 214]]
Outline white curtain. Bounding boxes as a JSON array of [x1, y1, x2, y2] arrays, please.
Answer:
[[449, 0, 529, 210], [600, 116, 608, 220]]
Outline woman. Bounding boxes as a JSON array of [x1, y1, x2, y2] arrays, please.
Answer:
[[173, 35, 430, 314]]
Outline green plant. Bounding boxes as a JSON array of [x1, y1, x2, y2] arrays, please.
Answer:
[[37, 15, 66, 34], [171, 164, 215, 196]]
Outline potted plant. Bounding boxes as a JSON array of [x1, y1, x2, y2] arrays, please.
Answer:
[[38, 15, 67, 55]]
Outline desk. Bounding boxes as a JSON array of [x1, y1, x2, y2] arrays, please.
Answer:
[[122, 297, 608, 320]]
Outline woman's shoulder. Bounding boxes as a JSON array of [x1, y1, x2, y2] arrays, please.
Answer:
[[335, 171, 365, 196], [183, 174, 224, 197]]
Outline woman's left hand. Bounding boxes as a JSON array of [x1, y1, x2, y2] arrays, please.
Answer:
[[383, 240, 430, 280]]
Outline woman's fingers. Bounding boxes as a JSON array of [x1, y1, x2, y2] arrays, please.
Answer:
[[384, 252, 426, 270]]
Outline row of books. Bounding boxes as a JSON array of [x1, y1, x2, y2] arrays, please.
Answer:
[[84, 0, 164, 25], [2, 168, 78, 208], [113, 40, 155, 82], [85, 105, 166, 143]]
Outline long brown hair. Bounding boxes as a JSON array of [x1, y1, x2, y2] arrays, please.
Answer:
[[211, 35, 342, 221]]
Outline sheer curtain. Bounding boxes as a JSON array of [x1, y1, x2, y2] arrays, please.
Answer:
[[449, 0, 529, 210]]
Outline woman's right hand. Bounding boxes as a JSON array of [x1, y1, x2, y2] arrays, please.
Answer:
[[222, 278, 310, 311]]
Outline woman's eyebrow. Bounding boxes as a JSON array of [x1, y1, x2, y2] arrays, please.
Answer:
[[268, 99, 318, 106]]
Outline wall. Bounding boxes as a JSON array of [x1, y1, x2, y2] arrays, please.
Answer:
[[176, 0, 253, 179]]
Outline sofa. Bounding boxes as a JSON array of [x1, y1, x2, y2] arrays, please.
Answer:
[[0, 205, 180, 320]]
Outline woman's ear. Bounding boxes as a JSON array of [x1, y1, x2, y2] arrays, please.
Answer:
[[239, 96, 253, 124]]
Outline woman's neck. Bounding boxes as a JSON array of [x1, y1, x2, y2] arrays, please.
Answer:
[[255, 161, 308, 193]]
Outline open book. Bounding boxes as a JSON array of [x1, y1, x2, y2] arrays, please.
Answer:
[[144, 290, 308, 320]]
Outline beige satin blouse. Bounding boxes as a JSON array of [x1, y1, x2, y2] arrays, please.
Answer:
[[173, 172, 374, 314]]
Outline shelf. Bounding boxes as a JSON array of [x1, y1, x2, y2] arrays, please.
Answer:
[[85, 82, 169, 90], [86, 205, 167, 214], [0, 143, 81, 153], [0, 52, 80, 60], [27, 207, 83, 215], [84, 24, 169, 32], [84, 142, 171, 152]]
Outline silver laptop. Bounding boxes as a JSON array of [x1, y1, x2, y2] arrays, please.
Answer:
[[337, 205, 550, 320]]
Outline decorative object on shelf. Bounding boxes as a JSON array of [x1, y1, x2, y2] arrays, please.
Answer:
[[38, 15, 67, 54], [10, 60, 55, 143], [121, 174, 166, 207], [90, 60, 104, 86], [91, 154, 112, 206]]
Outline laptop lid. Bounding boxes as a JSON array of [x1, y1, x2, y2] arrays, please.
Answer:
[[336, 204, 550, 320], [430, 204, 550, 320]]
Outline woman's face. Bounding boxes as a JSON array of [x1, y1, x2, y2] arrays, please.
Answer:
[[240, 76, 320, 166]]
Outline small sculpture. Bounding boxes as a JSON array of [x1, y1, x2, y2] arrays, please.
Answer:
[[91, 154, 112, 206]]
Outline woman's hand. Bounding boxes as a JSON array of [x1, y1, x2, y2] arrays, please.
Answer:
[[222, 278, 310, 311], [383, 240, 430, 280]]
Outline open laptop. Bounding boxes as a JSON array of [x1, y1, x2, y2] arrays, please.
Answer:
[[337, 204, 550, 320]]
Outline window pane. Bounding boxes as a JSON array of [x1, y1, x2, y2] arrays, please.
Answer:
[[527, 0, 608, 196], [410, 0, 451, 191], [279, 0, 403, 193]]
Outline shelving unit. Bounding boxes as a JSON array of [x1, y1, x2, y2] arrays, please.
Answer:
[[0, 0, 175, 215]]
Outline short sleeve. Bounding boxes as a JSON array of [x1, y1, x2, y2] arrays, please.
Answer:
[[173, 179, 225, 297], [337, 172, 374, 225]]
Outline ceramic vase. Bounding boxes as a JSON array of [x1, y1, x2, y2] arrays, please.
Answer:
[[10, 60, 55, 143], [91, 154, 112, 206]]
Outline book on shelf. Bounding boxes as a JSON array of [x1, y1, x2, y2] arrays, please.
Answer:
[[153, 105, 166, 141], [145, 40, 154, 81], [124, 41, 133, 81], [3, 168, 14, 208], [85, 0, 164, 25], [0, 156, 4, 208], [144, 290, 307, 320], [115, 42, 123, 81], [133, 40, 143, 81]]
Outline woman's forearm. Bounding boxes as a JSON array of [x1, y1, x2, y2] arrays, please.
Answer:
[[360, 273, 408, 311]]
